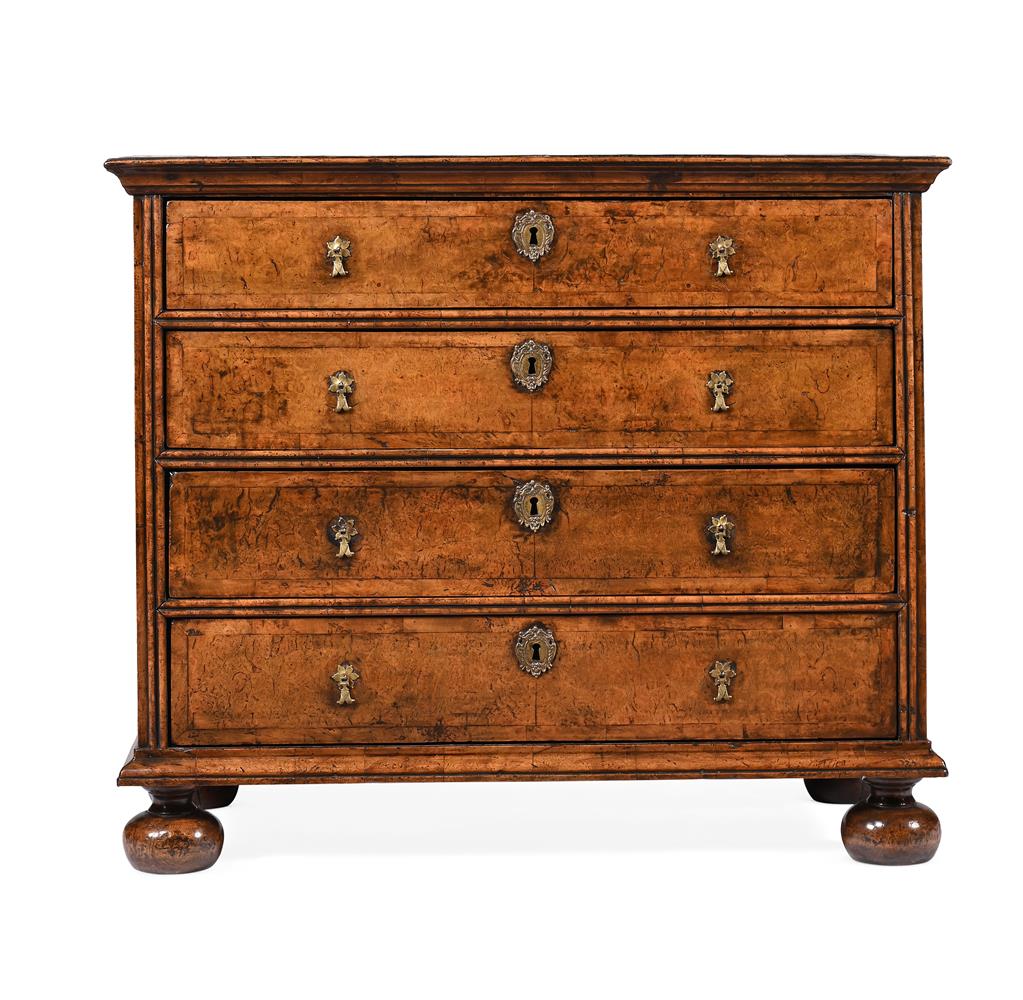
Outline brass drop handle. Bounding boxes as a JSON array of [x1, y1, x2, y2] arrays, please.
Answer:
[[515, 623, 558, 677], [706, 371, 734, 412], [327, 515, 359, 558], [328, 370, 355, 412], [510, 339, 553, 392], [708, 235, 736, 277], [707, 513, 735, 556], [514, 480, 556, 532], [709, 660, 737, 701], [331, 661, 360, 705], [512, 210, 555, 262], [326, 235, 352, 277]]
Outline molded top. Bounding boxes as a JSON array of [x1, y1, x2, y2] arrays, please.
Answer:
[[105, 155, 951, 197]]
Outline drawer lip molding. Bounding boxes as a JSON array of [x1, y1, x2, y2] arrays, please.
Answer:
[[105, 154, 951, 197], [163, 198, 894, 312], [164, 327, 897, 454], [167, 467, 897, 601]]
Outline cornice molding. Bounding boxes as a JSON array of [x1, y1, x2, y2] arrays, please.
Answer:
[[105, 155, 951, 197]]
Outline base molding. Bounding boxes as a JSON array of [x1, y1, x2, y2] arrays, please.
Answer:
[[120, 740, 947, 786]]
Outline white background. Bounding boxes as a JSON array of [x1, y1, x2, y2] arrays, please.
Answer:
[[3, 2, 1020, 997]]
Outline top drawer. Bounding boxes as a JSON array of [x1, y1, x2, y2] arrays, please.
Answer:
[[164, 199, 894, 312]]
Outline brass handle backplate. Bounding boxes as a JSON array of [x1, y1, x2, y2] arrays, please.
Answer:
[[706, 370, 734, 412], [328, 370, 355, 412], [709, 660, 737, 702], [510, 339, 553, 392], [515, 623, 558, 677], [514, 480, 556, 532], [331, 661, 360, 705], [327, 515, 359, 557], [708, 235, 736, 277], [326, 235, 352, 277], [512, 210, 555, 262], [707, 513, 735, 556]]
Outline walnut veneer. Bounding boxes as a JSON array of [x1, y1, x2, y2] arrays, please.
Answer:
[[107, 155, 949, 872]]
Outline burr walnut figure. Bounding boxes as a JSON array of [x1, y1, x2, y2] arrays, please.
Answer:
[[105, 155, 950, 873]]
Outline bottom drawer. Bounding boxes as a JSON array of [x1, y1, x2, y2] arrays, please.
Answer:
[[170, 613, 898, 745]]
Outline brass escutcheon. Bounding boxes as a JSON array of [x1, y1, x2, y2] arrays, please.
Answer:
[[509, 339, 553, 392], [515, 623, 558, 677], [512, 210, 555, 262], [513, 480, 556, 532]]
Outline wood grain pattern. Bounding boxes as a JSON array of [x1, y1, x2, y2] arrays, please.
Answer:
[[167, 468, 896, 599], [164, 199, 893, 311], [169, 613, 898, 745], [110, 156, 949, 868], [165, 327, 895, 452]]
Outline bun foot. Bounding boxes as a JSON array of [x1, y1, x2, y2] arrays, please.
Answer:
[[193, 785, 239, 810], [123, 789, 224, 874], [804, 778, 867, 804], [841, 778, 940, 866]]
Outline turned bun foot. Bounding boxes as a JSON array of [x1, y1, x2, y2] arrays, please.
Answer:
[[123, 789, 224, 874], [804, 777, 868, 804], [193, 785, 239, 810], [841, 778, 940, 866]]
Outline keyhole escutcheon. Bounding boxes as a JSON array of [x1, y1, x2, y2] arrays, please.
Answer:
[[513, 479, 556, 532], [512, 210, 554, 262], [510, 339, 553, 393], [515, 622, 558, 678]]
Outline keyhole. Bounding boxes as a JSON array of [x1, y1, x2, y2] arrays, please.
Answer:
[[527, 355, 537, 375], [529, 496, 539, 517], [531, 643, 541, 662], [529, 226, 539, 246]]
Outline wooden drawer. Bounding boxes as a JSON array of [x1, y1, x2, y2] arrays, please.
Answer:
[[167, 468, 895, 599], [168, 613, 899, 745], [165, 327, 895, 452], [164, 199, 893, 311]]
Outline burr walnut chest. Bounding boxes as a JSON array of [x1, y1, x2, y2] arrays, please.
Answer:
[[106, 155, 949, 872]]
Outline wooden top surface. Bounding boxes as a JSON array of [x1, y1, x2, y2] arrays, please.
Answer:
[[105, 155, 951, 197]]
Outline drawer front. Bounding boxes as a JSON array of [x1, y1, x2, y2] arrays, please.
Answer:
[[169, 613, 899, 745], [168, 469, 895, 598], [165, 199, 893, 311], [166, 328, 894, 452]]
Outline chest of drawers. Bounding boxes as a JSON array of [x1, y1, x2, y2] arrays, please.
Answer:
[[107, 156, 949, 873]]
